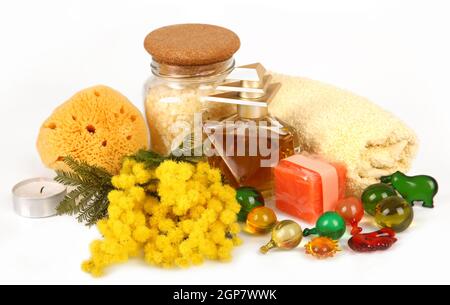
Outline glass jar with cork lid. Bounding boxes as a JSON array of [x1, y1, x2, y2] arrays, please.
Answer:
[[143, 24, 240, 155]]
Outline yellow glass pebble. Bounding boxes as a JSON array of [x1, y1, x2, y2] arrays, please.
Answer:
[[260, 220, 302, 254], [374, 196, 414, 233], [246, 206, 277, 234]]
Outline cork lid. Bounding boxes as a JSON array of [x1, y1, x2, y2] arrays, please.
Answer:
[[144, 24, 240, 66]]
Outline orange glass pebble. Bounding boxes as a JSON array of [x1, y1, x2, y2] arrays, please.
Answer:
[[335, 197, 364, 235], [246, 206, 277, 234], [305, 237, 340, 259]]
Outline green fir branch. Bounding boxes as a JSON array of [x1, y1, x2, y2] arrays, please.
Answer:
[[54, 156, 113, 226], [76, 190, 109, 226], [54, 170, 87, 187], [62, 156, 112, 185], [54, 147, 204, 226], [129, 150, 168, 168], [129, 141, 205, 169], [55, 186, 84, 216]]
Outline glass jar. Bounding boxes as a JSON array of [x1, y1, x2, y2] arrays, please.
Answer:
[[143, 23, 241, 155], [144, 59, 236, 155]]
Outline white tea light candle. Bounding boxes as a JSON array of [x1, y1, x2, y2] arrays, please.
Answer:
[[12, 178, 67, 218]]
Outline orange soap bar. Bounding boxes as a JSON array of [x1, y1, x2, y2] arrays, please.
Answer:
[[275, 155, 346, 224]]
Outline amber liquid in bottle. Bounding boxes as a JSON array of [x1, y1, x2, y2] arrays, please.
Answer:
[[202, 63, 299, 195], [206, 115, 298, 195]]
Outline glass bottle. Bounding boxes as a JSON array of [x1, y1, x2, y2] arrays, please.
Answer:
[[203, 64, 300, 195]]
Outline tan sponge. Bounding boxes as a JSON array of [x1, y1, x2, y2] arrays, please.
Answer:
[[37, 85, 149, 174], [269, 74, 418, 197]]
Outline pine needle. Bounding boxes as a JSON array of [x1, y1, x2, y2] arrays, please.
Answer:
[[54, 156, 113, 226], [129, 135, 205, 168]]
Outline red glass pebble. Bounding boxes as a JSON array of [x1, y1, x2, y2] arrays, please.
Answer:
[[348, 228, 397, 253]]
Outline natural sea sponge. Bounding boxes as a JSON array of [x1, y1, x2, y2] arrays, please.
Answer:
[[37, 85, 149, 174]]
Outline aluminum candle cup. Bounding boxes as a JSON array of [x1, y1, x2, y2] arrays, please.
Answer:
[[12, 178, 67, 218]]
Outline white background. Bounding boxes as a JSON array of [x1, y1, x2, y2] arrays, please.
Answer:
[[1, 0, 449, 285]]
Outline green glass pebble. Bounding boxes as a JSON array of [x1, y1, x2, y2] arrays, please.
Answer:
[[303, 211, 346, 240], [236, 186, 265, 222], [374, 196, 413, 233], [361, 183, 397, 216]]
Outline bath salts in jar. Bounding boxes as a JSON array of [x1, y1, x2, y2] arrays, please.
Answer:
[[143, 24, 240, 155]]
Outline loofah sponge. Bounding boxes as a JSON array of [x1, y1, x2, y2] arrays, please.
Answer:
[[37, 85, 149, 174], [269, 73, 418, 197]]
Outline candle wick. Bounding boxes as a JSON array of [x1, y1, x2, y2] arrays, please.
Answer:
[[40, 186, 45, 194]]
